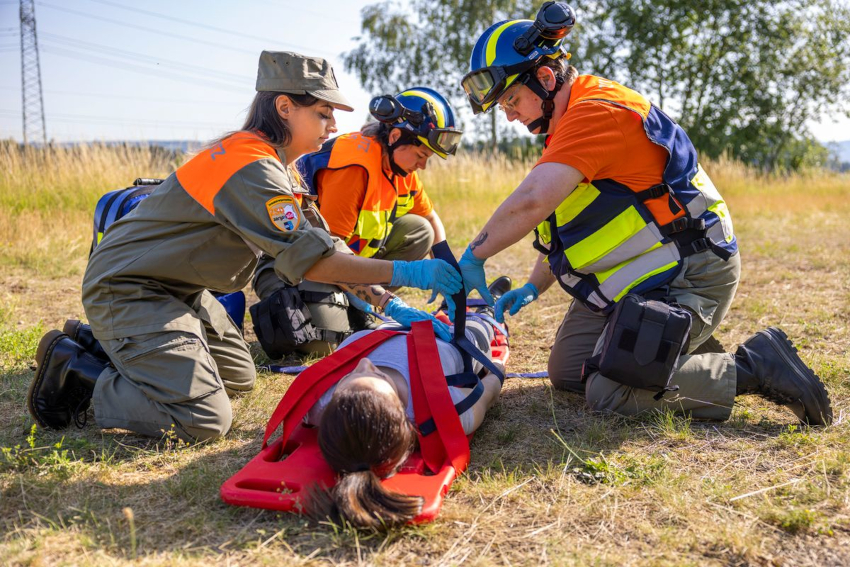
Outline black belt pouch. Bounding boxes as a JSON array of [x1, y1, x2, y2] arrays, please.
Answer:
[[582, 294, 692, 400], [250, 287, 321, 360]]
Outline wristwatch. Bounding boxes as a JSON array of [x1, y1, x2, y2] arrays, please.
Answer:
[[376, 291, 397, 314]]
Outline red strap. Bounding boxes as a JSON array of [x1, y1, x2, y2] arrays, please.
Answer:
[[407, 321, 470, 473], [262, 330, 401, 448]]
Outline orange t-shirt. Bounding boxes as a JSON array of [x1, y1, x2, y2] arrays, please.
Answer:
[[315, 166, 434, 239], [536, 97, 669, 190]]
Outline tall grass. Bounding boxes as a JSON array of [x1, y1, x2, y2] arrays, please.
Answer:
[[0, 142, 179, 277], [0, 141, 847, 275]]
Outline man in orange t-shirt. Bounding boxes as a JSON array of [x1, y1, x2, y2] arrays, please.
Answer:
[[454, 6, 831, 426]]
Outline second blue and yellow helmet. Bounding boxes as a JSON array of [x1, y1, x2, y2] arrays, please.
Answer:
[[369, 87, 462, 159]]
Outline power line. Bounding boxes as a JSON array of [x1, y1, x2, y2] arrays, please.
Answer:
[[246, 0, 360, 25], [39, 0, 333, 58], [0, 108, 235, 129], [0, 84, 244, 106], [35, 1, 258, 57], [40, 46, 249, 94], [83, 0, 336, 57], [39, 32, 253, 84]]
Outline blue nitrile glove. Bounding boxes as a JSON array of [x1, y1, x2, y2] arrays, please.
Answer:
[[458, 246, 494, 306], [391, 258, 461, 314], [344, 292, 373, 313], [495, 282, 539, 323], [384, 297, 452, 343]]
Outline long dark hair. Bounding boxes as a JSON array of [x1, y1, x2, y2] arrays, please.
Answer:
[[210, 91, 320, 149], [309, 387, 423, 529]]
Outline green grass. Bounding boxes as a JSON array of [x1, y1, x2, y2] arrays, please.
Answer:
[[0, 323, 44, 372], [0, 146, 849, 565]]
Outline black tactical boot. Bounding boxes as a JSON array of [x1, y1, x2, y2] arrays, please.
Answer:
[[487, 276, 513, 303], [472, 275, 514, 319], [735, 327, 833, 426], [63, 319, 110, 362], [28, 330, 106, 429]]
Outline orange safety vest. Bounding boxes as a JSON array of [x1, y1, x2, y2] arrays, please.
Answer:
[[299, 133, 422, 257]]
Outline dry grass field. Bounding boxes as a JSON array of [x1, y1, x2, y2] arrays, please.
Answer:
[[1, 142, 849, 566]]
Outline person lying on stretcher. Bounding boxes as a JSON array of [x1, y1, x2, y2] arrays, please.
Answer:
[[302, 279, 510, 529]]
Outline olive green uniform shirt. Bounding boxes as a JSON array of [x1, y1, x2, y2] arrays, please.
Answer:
[[83, 133, 345, 340]]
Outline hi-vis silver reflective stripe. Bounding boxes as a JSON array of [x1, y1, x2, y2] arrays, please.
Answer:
[[578, 223, 665, 274], [584, 242, 681, 309], [543, 180, 680, 308], [686, 164, 735, 246]]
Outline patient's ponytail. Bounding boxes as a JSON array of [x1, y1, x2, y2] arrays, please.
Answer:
[[311, 388, 422, 529]]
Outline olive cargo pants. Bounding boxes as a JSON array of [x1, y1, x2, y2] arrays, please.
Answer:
[[92, 292, 255, 442], [548, 249, 742, 420]]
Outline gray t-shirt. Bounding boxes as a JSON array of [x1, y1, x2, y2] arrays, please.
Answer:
[[304, 329, 478, 434]]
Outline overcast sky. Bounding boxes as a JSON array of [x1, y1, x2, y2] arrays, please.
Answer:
[[1, 0, 848, 144]]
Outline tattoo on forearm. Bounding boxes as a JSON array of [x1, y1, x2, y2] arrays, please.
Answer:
[[356, 290, 370, 303], [470, 232, 489, 251], [341, 284, 387, 307]]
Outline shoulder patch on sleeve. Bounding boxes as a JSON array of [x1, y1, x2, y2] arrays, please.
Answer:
[[266, 195, 302, 232]]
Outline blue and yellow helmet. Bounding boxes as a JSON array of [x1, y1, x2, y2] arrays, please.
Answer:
[[369, 87, 462, 159], [462, 2, 575, 114]]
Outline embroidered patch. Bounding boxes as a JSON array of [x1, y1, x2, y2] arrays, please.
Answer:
[[266, 195, 302, 232]]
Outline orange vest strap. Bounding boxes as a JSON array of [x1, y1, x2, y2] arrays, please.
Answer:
[[176, 133, 280, 215]]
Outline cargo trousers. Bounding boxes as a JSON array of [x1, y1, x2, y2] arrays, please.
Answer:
[[548, 249, 742, 420], [92, 291, 255, 442]]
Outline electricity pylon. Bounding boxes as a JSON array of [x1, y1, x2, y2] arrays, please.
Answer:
[[20, 0, 47, 145]]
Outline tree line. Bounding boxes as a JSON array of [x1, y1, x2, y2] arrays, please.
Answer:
[[343, 0, 850, 171]]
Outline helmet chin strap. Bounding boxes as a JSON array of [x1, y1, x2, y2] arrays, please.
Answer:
[[523, 75, 564, 135], [386, 141, 409, 177], [386, 132, 418, 178], [387, 131, 419, 177]]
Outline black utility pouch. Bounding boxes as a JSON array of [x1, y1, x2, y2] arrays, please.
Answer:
[[250, 287, 321, 359], [582, 294, 692, 400]]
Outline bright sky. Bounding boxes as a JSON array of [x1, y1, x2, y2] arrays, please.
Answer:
[[0, 0, 378, 143], [0, 0, 848, 144]]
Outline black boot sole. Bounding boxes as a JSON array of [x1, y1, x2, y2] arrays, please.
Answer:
[[27, 330, 67, 429], [759, 327, 833, 426]]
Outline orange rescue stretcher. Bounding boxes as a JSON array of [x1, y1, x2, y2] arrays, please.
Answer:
[[220, 319, 509, 523]]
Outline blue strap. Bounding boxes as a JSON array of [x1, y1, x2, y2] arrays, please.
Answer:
[[418, 379, 485, 437], [444, 371, 480, 388], [430, 241, 506, 384]]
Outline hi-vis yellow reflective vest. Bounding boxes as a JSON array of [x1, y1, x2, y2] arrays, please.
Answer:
[[534, 76, 737, 313], [298, 133, 420, 257]]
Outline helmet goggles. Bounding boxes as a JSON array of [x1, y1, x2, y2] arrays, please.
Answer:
[[424, 128, 463, 156], [461, 59, 537, 115]]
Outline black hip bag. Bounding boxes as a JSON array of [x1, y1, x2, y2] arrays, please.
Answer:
[[582, 294, 692, 400]]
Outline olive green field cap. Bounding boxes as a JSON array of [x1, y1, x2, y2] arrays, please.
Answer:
[[256, 50, 354, 112]]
